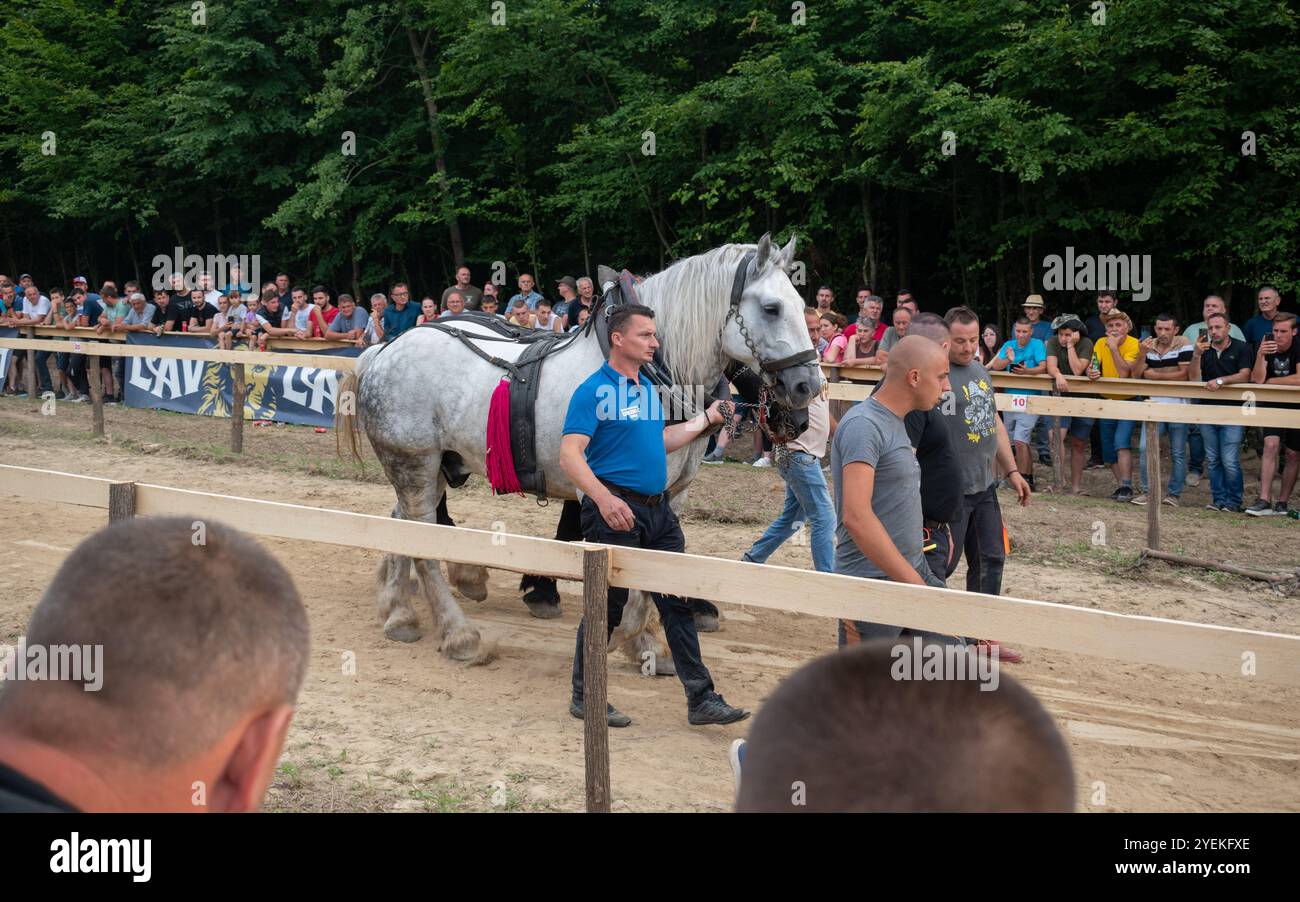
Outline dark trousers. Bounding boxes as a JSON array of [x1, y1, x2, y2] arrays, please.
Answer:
[[571, 493, 714, 707], [949, 484, 1006, 596], [924, 522, 954, 584]]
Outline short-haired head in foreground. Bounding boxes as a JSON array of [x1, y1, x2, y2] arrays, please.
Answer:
[[908, 311, 950, 345], [0, 517, 309, 812], [735, 640, 1075, 812]]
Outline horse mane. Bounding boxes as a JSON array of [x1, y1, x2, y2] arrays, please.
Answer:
[[636, 243, 753, 389]]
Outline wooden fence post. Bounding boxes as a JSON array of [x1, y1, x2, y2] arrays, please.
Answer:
[[108, 481, 137, 522], [230, 362, 246, 453], [1145, 421, 1161, 550], [24, 327, 37, 401], [582, 546, 611, 813], [87, 352, 105, 438]]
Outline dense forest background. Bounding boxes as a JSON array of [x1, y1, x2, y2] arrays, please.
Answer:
[[2, 0, 1298, 330]]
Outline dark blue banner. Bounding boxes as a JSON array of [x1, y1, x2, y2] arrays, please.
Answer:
[[123, 333, 361, 427]]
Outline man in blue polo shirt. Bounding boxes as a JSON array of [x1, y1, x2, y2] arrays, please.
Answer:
[[561, 303, 748, 728]]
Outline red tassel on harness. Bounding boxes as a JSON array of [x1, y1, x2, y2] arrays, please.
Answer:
[[485, 377, 523, 495]]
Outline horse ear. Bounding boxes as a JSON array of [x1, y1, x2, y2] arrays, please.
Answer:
[[779, 233, 797, 269], [754, 232, 773, 270]]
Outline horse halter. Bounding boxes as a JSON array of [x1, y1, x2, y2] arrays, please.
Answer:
[[726, 250, 821, 381]]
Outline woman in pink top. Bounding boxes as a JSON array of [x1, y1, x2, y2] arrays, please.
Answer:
[[820, 312, 850, 363]]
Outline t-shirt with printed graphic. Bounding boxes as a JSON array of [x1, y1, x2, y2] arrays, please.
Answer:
[[1262, 340, 1300, 382], [941, 359, 1001, 496]]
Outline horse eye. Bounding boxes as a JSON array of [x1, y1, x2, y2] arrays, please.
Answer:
[[761, 301, 781, 317]]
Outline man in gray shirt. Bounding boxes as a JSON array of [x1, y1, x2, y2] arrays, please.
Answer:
[[831, 336, 953, 645], [941, 307, 1031, 662]]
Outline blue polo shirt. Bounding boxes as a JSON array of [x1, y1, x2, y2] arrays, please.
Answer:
[[381, 302, 420, 340], [563, 363, 667, 495], [509, 290, 546, 311]]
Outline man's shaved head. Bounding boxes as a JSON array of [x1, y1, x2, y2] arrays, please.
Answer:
[[907, 312, 950, 345], [882, 335, 950, 411], [736, 640, 1075, 812], [0, 517, 309, 767]]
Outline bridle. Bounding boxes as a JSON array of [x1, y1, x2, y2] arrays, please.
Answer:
[[726, 251, 820, 385]]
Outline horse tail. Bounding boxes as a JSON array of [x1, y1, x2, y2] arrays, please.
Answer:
[[336, 347, 375, 463]]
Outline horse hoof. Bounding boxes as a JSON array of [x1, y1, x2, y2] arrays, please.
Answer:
[[384, 623, 423, 643], [524, 599, 562, 620], [441, 624, 481, 661], [694, 613, 721, 633], [455, 579, 488, 602]]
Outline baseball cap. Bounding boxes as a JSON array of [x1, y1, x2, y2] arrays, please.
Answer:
[[556, 276, 577, 291], [73, 275, 88, 284]]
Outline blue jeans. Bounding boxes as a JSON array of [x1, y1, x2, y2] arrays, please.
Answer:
[[1099, 418, 1137, 464], [742, 451, 835, 573], [1188, 424, 1204, 475], [1202, 424, 1244, 508], [1139, 421, 1188, 497]]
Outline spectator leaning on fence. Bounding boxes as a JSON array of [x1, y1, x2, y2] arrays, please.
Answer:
[[0, 517, 310, 813], [1189, 312, 1253, 512], [988, 317, 1048, 492], [1248, 311, 1300, 516], [1183, 294, 1245, 486], [1132, 312, 1192, 507], [1044, 315, 1094, 495], [376, 283, 418, 341], [363, 293, 388, 345], [326, 294, 369, 345], [834, 336, 958, 646], [1086, 308, 1142, 502]]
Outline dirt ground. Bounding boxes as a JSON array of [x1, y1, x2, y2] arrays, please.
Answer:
[[1, 396, 1298, 812]]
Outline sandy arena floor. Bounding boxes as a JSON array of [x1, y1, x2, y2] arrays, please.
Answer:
[[1, 397, 1297, 811]]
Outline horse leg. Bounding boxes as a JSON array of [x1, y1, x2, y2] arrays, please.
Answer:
[[377, 504, 422, 643], [520, 499, 579, 619], [436, 491, 489, 602], [610, 590, 675, 677], [688, 598, 721, 633], [388, 460, 481, 660]]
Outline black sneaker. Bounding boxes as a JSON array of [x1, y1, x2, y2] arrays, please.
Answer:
[[688, 692, 750, 726], [1038, 452, 1052, 466], [1113, 486, 1133, 502], [1274, 501, 1292, 516], [1220, 504, 1243, 514], [569, 698, 631, 728], [1245, 498, 1273, 517]]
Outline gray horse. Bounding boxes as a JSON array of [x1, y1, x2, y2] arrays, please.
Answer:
[[338, 234, 819, 662]]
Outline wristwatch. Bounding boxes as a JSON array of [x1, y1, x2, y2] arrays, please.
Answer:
[[1216, 378, 1224, 386]]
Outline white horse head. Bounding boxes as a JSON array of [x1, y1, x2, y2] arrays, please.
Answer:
[[637, 233, 820, 411]]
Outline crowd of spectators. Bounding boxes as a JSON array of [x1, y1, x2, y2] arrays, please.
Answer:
[[811, 283, 1300, 515], [0, 267, 600, 403]]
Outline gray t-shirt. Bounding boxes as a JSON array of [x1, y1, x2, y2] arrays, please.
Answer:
[[880, 327, 901, 351], [941, 359, 1000, 496], [831, 398, 928, 582]]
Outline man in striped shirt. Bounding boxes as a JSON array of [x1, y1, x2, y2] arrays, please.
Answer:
[[1132, 312, 1193, 506]]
